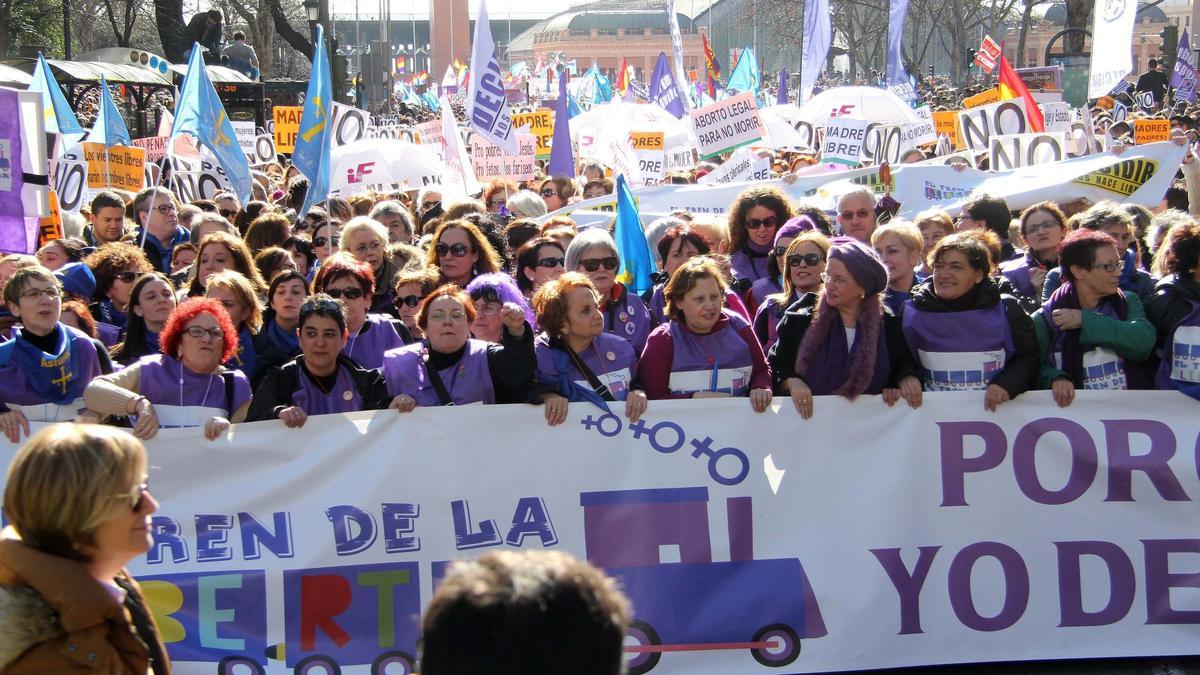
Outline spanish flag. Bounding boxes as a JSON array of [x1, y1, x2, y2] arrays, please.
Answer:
[[701, 31, 721, 99], [997, 55, 1044, 132], [616, 56, 630, 93]]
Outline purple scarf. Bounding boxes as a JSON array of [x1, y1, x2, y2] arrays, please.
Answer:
[[794, 293, 883, 399], [1043, 280, 1127, 387]]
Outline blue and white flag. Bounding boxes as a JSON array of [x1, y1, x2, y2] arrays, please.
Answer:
[[648, 52, 685, 118], [291, 26, 332, 215], [466, 0, 517, 155], [171, 44, 254, 203], [726, 47, 761, 96], [85, 76, 131, 147], [612, 175, 655, 295], [887, 0, 911, 87], [28, 54, 83, 137], [666, 0, 696, 111], [800, 0, 831, 102], [1171, 31, 1197, 103]]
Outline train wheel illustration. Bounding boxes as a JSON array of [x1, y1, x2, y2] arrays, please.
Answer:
[[371, 650, 416, 675], [217, 655, 265, 675], [293, 654, 341, 675], [624, 619, 663, 675], [750, 623, 801, 668]]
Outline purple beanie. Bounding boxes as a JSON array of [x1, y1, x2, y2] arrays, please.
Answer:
[[826, 237, 887, 295], [774, 215, 816, 247]]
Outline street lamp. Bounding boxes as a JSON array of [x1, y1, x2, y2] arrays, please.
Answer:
[[304, 0, 320, 46]]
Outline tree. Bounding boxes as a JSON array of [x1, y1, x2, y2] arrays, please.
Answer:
[[0, 0, 62, 56], [102, 0, 144, 46]]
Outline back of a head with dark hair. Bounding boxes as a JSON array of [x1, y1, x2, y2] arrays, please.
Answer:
[[1168, 222, 1200, 278], [1165, 185, 1190, 212], [420, 550, 630, 675], [90, 191, 125, 214], [463, 212, 513, 271], [962, 193, 1012, 240]]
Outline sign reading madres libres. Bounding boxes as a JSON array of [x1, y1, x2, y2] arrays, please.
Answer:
[[689, 92, 764, 159]]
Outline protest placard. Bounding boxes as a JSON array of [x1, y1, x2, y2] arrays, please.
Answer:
[[697, 147, 770, 184], [415, 120, 443, 146], [822, 117, 870, 165], [232, 120, 256, 157], [132, 136, 169, 163], [512, 109, 554, 159], [933, 110, 963, 149], [273, 106, 303, 154], [249, 134, 277, 165], [330, 103, 372, 147], [962, 87, 1001, 108], [989, 132, 1068, 170], [77, 143, 146, 192], [689, 92, 764, 159], [470, 133, 537, 181], [51, 158, 87, 213], [908, 106, 939, 146], [1134, 118, 1170, 144], [1041, 102, 1073, 132], [630, 131, 667, 182], [957, 100, 1034, 151], [38, 191, 62, 247]]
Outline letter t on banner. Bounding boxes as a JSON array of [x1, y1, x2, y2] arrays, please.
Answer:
[[467, 0, 518, 156], [800, 0, 831, 102]]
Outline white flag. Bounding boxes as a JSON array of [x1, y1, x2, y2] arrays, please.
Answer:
[[1088, 0, 1138, 99], [440, 96, 481, 196], [465, 0, 517, 155], [800, 0, 831, 102]]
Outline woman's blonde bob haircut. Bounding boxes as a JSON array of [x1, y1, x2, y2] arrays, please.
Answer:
[[4, 424, 147, 560]]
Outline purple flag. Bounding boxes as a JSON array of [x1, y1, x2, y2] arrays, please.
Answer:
[[548, 71, 575, 177], [0, 88, 32, 254], [778, 70, 789, 105], [648, 52, 685, 118], [1171, 32, 1197, 103]]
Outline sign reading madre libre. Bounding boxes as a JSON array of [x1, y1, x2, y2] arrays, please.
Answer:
[[689, 91, 764, 159], [273, 106, 303, 154]]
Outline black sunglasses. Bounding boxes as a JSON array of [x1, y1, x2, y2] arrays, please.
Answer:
[[579, 256, 619, 272], [325, 287, 364, 300], [539, 188, 558, 198], [116, 271, 141, 283], [436, 243, 472, 258], [313, 236, 339, 248], [131, 482, 150, 512], [745, 215, 778, 230], [395, 294, 422, 308], [770, 246, 790, 258], [535, 256, 565, 268], [787, 253, 824, 268], [219, 209, 237, 218]]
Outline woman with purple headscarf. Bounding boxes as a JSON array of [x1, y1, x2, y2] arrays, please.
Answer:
[[769, 238, 921, 419], [466, 273, 535, 343]]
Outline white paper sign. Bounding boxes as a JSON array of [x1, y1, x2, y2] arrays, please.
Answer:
[[989, 132, 1069, 171], [1088, 0, 1139, 98], [1042, 102, 1073, 132], [698, 148, 771, 184], [822, 118, 871, 165], [689, 91, 765, 159]]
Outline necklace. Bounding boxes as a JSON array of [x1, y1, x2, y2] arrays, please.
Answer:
[[178, 358, 216, 409]]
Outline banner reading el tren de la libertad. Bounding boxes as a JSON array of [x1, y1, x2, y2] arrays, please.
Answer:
[[1, 392, 1196, 674]]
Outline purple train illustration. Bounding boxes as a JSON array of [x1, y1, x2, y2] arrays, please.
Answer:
[[580, 487, 827, 674]]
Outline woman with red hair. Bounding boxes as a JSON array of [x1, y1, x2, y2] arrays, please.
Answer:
[[85, 298, 253, 440]]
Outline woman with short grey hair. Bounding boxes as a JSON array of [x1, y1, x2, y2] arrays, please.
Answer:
[[565, 229, 653, 352]]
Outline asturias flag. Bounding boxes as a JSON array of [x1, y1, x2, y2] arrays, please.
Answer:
[[171, 45, 254, 202], [612, 174, 655, 296], [292, 25, 333, 216]]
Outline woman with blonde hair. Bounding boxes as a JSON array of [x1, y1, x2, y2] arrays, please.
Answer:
[[206, 270, 265, 375], [753, 231, 830, 352]]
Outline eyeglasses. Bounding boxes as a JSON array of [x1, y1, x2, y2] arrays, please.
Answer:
[[840, 208, 873, 221], [313, 236, 339, 248], [421, 200, 441, 210], [579, 256, 619, 272], [219, 209, 237, 219], [1024, 220, 1061, 233], [539, 188, 559, 198], [770, 246, 790, 258], [296, 218, 325, 232], [429, 309, 468, 322], [477, 301, 502, 316], [745, 215, 778, 230], [184, 326, 225, 340], [787, 253, 824, 268], [535, 256, 565, 268], [325, 287, 365, 300], [396, 294, 422, 308], [131, 482, 150, 512], [146, 204, 176, 215], [352, 241, 383, 255], [820, 271, 852, 287], [1092, 260, 1125, 274], [19, 286, 62, 300], [116, 271, 141, 283], [436, 243, 473, 258]]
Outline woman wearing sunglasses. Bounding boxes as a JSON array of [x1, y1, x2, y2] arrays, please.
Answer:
[[754, 231, 829, 353], [727, 186, 795, 291], [313, 253, 411, 371], [565, 228, 653, 353], [0, 267, 114, 443], [769, 238, 920, 419], [538, 176, 578, 213], [382, 285, 536, 409], [392, 268, 442, 340], [0, 424, 170, 674], [514, 237, 567, 300], [84, 242, 153, 337], [110, 273, 179, 367], [248, 295, 392, 426], [310, 219, 342, 276], [746, 216, 813, 315], [85, 298, 252, 441], [638, 257, 772, 411], [427, 220, 505, 288]]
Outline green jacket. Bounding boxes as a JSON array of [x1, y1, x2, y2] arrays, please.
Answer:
[[1032, 292, 1156, 388]]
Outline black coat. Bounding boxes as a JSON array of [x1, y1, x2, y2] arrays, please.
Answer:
[[247, 354, 392, 421]]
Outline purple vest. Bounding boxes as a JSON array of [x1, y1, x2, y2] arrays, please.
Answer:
[[603, 287, 653, 354], [0, 325, 101, 421], [648, 285, 668, 325], [135, 354, 252, 427], [667, 310, 754, 396], [96, 322, 122, 348], [1156, 296, 1200, 389], [1045, 300, 1128, 390], [999, 257, 1036, 298], [902, 302, 1014, 392], [748, 276, 782, 313], [731, 248, 769, 283], [344, 314, 406, 372], [382, 340, 495, 405], [292, 364, 363, 414], [535, 331, 636, 401]]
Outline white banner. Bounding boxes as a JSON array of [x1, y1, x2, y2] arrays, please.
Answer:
[[989, 132, 1068, 171], [2, 392, 1197, 674], [1088, 0, 1139, 98], [540, 142, 1185, 229], [465, 0, 518, 155], [697, 147, 771, 184]]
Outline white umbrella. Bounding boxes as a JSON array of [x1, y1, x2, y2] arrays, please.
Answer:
[[570, 101, 694, 157], [329, 139, 448, 196], [794, 87, 921, 126]]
